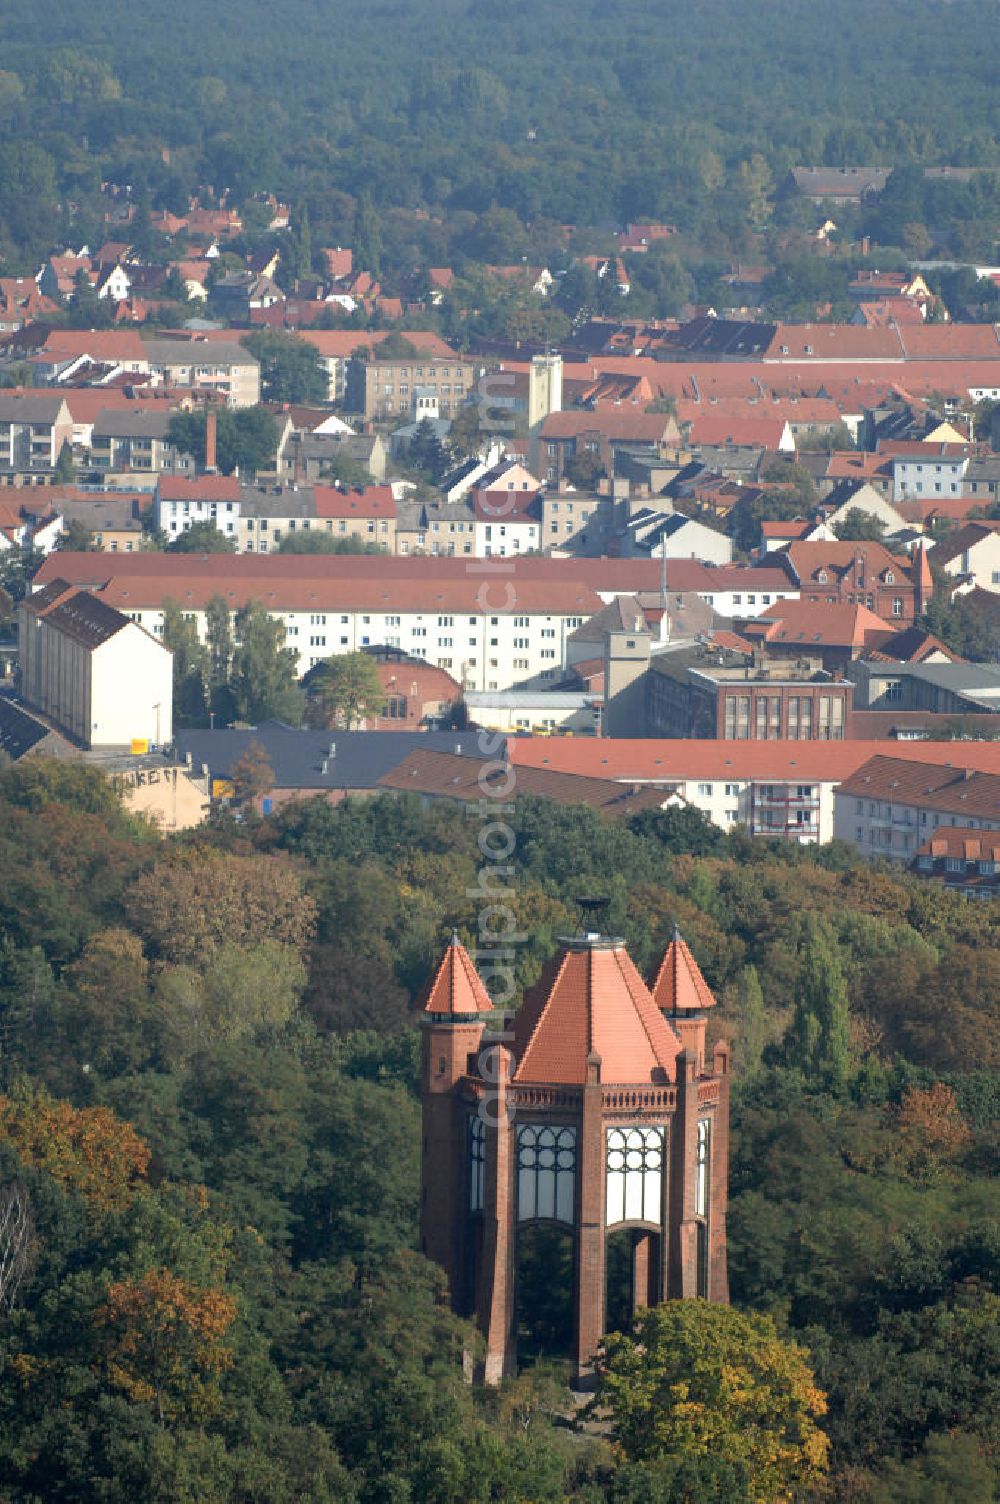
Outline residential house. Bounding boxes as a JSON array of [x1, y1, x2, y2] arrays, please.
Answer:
[[931, 521, 1000, 593], [19, 579, 172, 748], [89, 408, 194, 480], [0, 278, 58, 333], [787, 167, 892, 205], [538, 410, 680, 486], [141, 338, 260, 408], [509, 737, 1000, 846], [0, 394, 74, 477], [33, 552, 605, 688], [912, 827, 1000, 897], [53, 492, 146, 552], [539, 487, 621, 554], [623, 509, 733, 564], [154, 475, 242, 541], [772, 540, 931, 624]]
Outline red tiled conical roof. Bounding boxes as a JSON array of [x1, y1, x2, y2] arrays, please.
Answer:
[[513, 939, 681, 1085], [650, 929, 717, 1014], [419, 934, 494, 1016]]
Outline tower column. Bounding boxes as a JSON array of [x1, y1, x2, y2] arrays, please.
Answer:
[[478, 1042, 516, 1384], [575, 1050, 605, 1382], [668, 1048, 699, 1298]]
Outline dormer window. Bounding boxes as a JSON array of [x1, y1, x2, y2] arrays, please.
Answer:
[[817, 570, 828, 583], [885, 571, 894, 584]]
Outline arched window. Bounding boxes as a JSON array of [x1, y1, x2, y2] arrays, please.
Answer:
[[517, 1125, 576, 1223], [606, 1126, 664, 1225]]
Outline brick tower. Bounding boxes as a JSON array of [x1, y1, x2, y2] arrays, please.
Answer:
[[418, 926, 730, 1384]]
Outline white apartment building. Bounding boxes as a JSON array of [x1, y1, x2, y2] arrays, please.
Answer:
[[833, 752, 1000, 862], [154, 477, 243, 540], [19, 581, 172, 748]]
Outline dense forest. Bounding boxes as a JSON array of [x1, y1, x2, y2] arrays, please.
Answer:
[[0, 759, 998, 1499], [1, 0, 999, 279]]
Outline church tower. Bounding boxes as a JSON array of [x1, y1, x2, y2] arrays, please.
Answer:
[[418, 926, 730, 1384]]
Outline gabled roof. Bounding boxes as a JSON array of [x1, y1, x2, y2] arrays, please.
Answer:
[[417, 934, 494, 1016], [513, 938, 681, 1086], [650, 930, 717, 1013]]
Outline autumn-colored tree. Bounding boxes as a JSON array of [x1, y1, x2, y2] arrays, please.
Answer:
[[894, 1082, 971, 1174], [125, 848, 316, 967], [62, 926, 156, 1076], [98, 1267, 237, 1423], [589, 1302, 829, 1502], [229, 738, 275, 808], [0, 1090, 150, 1212]]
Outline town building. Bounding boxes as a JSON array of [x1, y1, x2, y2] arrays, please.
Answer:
[[346, 353, 478, 422], [507, 737, 1000, 845], [644, 642, 853, 741], [834, 752, 1000, 862], [18, 579, 172, 748], [418, 930, 729, 1381]]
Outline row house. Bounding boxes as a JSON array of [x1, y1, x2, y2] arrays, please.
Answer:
[[154, 476, 242, 540], [300, 330, 462, 404], [834, 753, 1000, 863], [238, 484, 397, 553]]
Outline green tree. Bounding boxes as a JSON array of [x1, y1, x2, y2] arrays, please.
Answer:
[[353, 190, 382, 276], [731, 964, 768, 1079], [832, 508, 888, 542], [58, 517, 96, 551], [589, 1302, 828, 1501], [787, 918, 852, 1087], [241, 331, 327, 404], [204, 595, 235, 712], [161, 597, 209, 724], [229, 737, 275, 808], [166, 408, 278, 477], [54, 442, 75, 484], [306, 651, 386, 728], [166, 521, 236, 554], [231, 600, 304, 724], [277, 530, 382, 554]]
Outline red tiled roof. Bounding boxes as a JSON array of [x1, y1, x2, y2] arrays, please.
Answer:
[[417, 935, 493, 1015], [746, 599, 889, 647], [506, 737, 1000, 783], [539, 410, 673, 442], [40, 329, 148, 363], [688, 415, 789, 448], [156, 476, 241, 502], [313, 484, 395, 518], [651, 932, 717, 1013], [837, 753, 1000, 818], [513, 941, 681, 1086], [920, 826, 1000, 860]]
